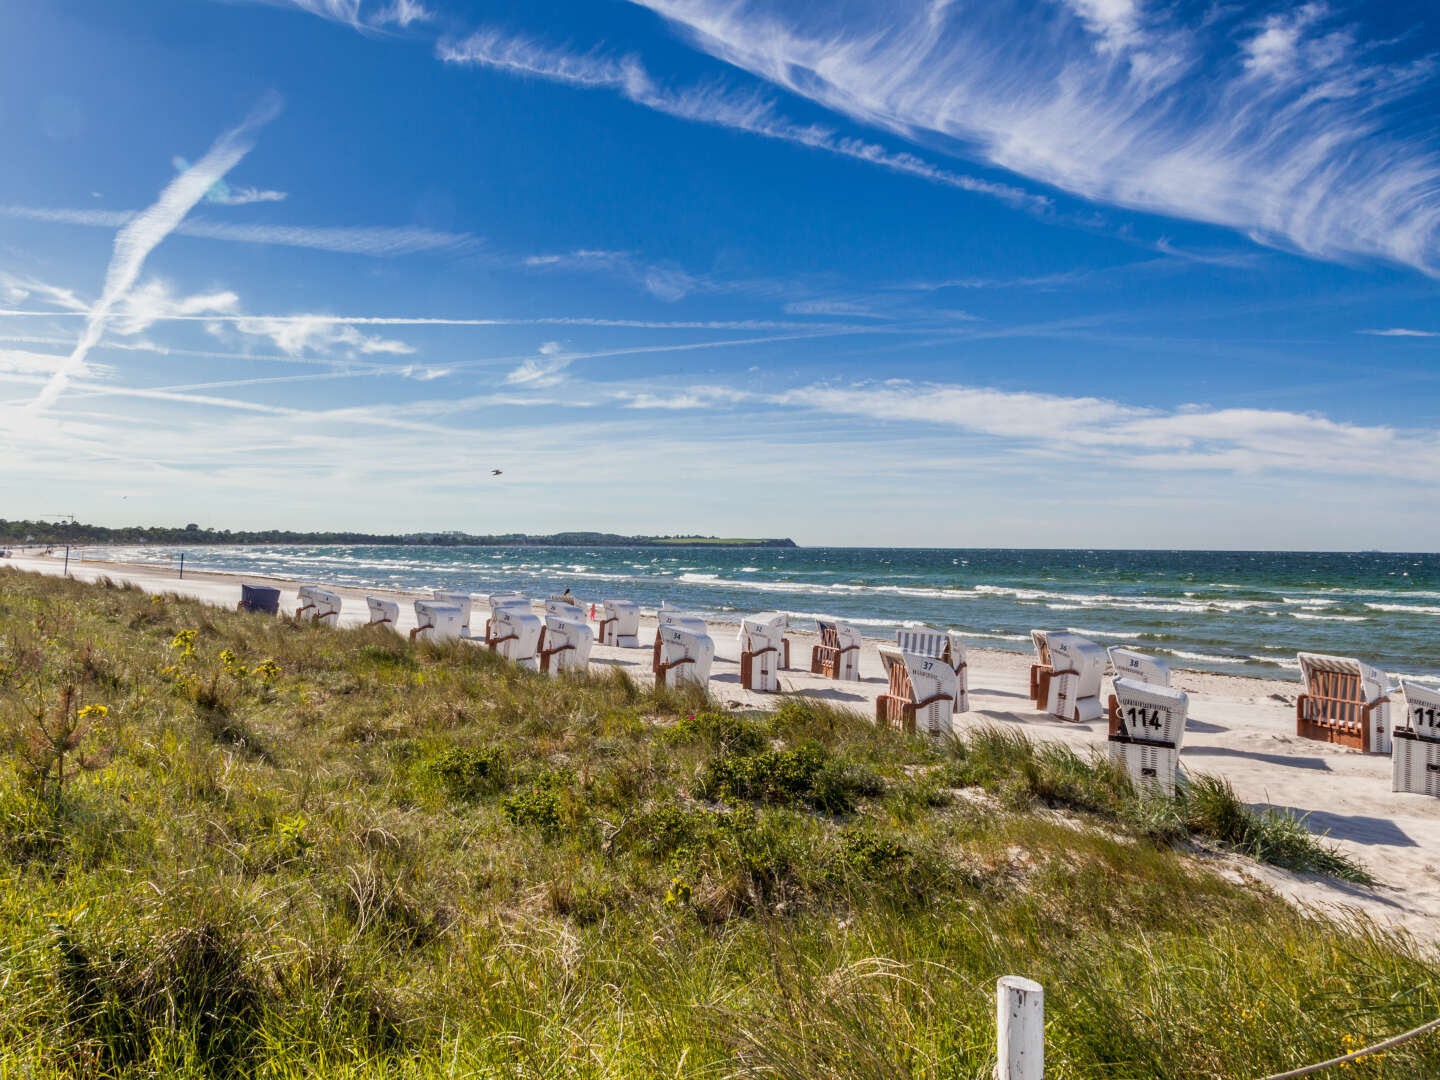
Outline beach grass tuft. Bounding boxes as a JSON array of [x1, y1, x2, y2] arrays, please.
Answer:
[[0, 567, 1433, 1077]]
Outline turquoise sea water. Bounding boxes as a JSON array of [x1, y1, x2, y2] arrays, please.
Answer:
[[98, 545, 1440, 680]]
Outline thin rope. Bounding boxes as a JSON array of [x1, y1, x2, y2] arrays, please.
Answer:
[[1258, 1016, 1440, 1080]]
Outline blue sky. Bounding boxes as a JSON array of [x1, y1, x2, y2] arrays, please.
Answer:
[[2, 0, 1438, 548]]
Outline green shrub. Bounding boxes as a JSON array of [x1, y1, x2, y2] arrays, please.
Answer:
[[424, 746, 509, 801], [697, 743, 875, 814], [667, 711, 767, 754]]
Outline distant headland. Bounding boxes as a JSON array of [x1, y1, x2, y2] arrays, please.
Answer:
[[0, 519, 797, 549]]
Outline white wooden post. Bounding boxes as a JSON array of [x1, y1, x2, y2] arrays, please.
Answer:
[[995, 976, 1044, 1080]]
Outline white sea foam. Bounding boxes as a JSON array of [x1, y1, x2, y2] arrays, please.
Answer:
[[1290, 613, 1367, 622], [1365, 603, 1440, 616]]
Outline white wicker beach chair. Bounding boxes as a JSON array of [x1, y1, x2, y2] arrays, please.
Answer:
[[365, 596, 398, 628], [1107, 676, 1189, 797], [1037, 632, 1106, 723], [895, 625, 969, 712], [1393, 680, 1440, 796], [539, 615, 593, 675], [738, 612, 787, 693], [653, 625, 714, 688], [411, 600, 463, 643], [876, 645, 958, 737], [488, 606, 542, 669], [598, 599, 640, 648], [295, 585, 341, 627], [433, 591, 476, 637], [1108, 647, 1169, 687], [810, 619, 861, 681], [485, 592, 531, 640], [1296, 652, 1393, 754]]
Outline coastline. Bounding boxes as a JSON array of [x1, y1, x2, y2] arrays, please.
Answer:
[[5, 549, 1440, 941]]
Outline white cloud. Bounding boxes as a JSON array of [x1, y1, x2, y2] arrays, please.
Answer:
[[260, 0, 432, 30], [113, 279, 240, 335], [505, 343, 573, 387], [229, 314, 416, 356], [783, 299, 884, 317], [30, 92, 282, 409], [626, 0, 1440, 273], [1360, 327, 1438, 338], [0, 272, 89, 312], [0, 205, 477, 257], [207, 185, 289, 205], [438, 30, 1048, 212]]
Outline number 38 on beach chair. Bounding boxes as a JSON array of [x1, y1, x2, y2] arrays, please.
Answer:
[[1295, 652, 1393, 754], [875, 645, 958, 736], [597, 599, 641, 648], [738, 612, 787, 692], [653, 623, 715, 688], [539, 614, 593, 675], [295, 585, 341, 626], [811, 619, 861, 681], [1393, 680, 1440, 797], [1107, 677, 1189, 795], [896, 625, 969, 712], [1030, 631, 1106, 722]]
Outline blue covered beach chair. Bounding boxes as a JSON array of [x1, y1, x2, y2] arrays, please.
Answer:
[[238, 584, 281, 615]]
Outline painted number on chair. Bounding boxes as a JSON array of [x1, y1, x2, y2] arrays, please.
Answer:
[[1126, 706, 1165, 731], [1416, 706, 1439, 731]]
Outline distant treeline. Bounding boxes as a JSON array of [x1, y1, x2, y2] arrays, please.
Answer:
[[0, 520, 797, 549]]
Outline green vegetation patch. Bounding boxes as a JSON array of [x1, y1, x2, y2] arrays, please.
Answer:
[[0, 568, 1430, 1080]]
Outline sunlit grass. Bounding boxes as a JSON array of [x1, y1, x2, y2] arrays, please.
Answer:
[[0, 568, 1433, 1078]]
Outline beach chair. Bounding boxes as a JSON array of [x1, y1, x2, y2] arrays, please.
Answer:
[[1107, 676, 1189, 795], [365, 597, 398, 628], [652, 609, 707, 672], [895, 625, 969, 712], [1296, 652, 1393, 754], [485, 592, 530, 639], [1033, 632, 1105, 722], [1028, 630, 1052, 706], [811, 619, 861, 681], [875, 645, 957, 737], [295, 585, 341, 627], [653, 624, 715, 688], [738, 612, 787, 693], [1392, 680, 1440, 796], [433, 591, 475, 638], [411, 600, 463, 643], [237, 584, 280, 615], [598, 599, 641, 648], [487, 606, 542, 669], [539, 614, 593, 675], [545, 597, 587, 621], [1108, 647, 1169, 687]]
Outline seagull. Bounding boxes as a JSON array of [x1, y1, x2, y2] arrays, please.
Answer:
[[491, 469, 503, 476]]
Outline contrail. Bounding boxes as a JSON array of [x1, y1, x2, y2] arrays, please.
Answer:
[[30, 93, 283, 410]]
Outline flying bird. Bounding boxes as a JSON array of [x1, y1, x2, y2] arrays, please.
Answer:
[[491, 469, 503, 476]]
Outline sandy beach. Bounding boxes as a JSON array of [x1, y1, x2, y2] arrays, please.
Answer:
[[7, 548, 1439, 941]]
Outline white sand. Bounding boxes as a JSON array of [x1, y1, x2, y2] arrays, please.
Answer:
[[7, 549, 1440, 942]]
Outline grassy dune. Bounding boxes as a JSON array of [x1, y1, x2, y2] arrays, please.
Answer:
[[0, 568, 1436, 1078]]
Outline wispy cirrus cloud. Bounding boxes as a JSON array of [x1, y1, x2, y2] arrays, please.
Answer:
[[206, 185, 288, 206], [0, 205, 477, 257], [627, 0, 1440, 273], [437, 30, 1049, 213], [1360, 328, 1439, 338], [29, 92, 282, 410], [242, 0, 431, 31], [505, 342, 573, 387]]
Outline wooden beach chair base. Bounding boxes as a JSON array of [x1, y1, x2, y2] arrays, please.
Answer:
[[740, 646, 779, 692]]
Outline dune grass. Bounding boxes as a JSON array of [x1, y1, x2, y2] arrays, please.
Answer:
[[0, 567, 1435, 1078]]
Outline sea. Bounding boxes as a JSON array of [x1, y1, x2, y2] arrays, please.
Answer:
[[85, 545, 1440, 681]]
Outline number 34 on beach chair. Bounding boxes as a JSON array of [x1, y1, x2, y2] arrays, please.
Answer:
[[875, 645, 958, 737]]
